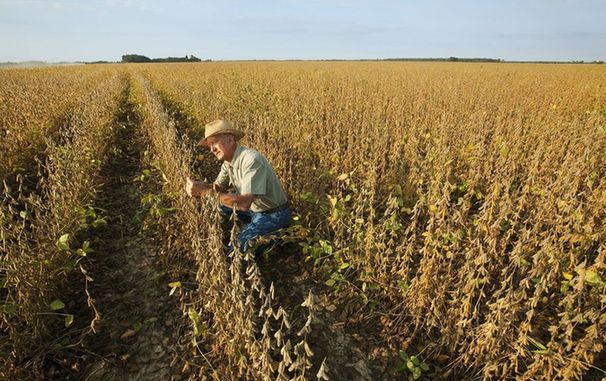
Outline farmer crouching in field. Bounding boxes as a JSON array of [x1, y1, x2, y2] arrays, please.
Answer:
[[185, 119, 291, 254]]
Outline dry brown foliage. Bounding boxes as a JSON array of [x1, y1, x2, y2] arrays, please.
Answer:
[[133, 74, 317, 380], [0, 66, 122, 183], [1, 68, 125, 376], [145, 61, 606, 380], [1, 62, 604, 380]]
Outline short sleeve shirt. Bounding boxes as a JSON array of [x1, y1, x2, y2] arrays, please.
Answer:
[[215, 144, 289, 212]]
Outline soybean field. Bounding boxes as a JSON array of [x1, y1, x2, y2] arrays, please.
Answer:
[[1, 62, 605, 380]]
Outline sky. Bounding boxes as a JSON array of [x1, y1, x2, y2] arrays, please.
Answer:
[[0, 0, 605, 62]]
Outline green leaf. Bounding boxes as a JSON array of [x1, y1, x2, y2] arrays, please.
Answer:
[[420, 362, 430, 371], [327, 195, 338, 207], [56, 234, 70, 251], [188, 308, 198, 322], [393, 184, 403, 196], [91, 218, 107, 228], [0, 303, 17, 315], [398, 350, 409, 361], [56, 242, 70, 251], [133, 321, 142, 332], [81, 240, 92, 254], [86, 207, 97, 219], [188, 308, 203, 337], [168, 281, 181, 296], [397, 280, 410, 295], [585, 270, 605, 287], [50, 299, 65, 311], [325, 278, 336, 287], [311, 248, 321, 258], [339, 263, 350, 270], [411, 355, 420, 366], [406, 359, 415, 370], [319, 240, 333, 255], [64, 314, 74, 327], [527, 336, 547, 351]]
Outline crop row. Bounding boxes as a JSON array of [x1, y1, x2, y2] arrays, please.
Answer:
[[132, 73, 319, 380], [0, 69, 126, 377], [143, 62, 605, 380], [0, 66, 125, 185]]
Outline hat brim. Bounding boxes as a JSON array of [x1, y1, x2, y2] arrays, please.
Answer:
[[198, 130, 245, 147]]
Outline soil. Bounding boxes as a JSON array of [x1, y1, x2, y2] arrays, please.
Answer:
[[76, 120, 187, 380]]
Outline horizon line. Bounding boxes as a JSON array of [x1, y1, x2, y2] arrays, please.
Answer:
[[2, 56, 605, 65]]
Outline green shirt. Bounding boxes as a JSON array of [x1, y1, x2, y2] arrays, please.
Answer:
[[214, 144, 289, 212]]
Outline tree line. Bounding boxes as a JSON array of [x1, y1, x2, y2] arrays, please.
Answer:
[[121, 54, 203, 63]]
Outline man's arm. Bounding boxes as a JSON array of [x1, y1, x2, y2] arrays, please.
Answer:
[[217, 193, 255, 211], [186, 177, 254, 211]]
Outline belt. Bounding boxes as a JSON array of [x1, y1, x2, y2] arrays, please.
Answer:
[[258, 202, 290, 214]]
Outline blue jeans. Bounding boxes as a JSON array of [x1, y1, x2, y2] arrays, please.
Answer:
[[219, 204, 291, 254]]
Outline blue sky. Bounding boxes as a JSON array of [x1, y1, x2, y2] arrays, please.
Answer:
[[1, 0, 604, 62]]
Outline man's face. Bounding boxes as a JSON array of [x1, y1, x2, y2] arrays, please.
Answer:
[[207, 134, 236, 161]]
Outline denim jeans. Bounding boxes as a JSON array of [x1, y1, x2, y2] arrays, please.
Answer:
[[219, 204, 291, 254]]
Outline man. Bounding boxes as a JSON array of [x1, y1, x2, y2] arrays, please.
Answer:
[[185, 119, 291, 254]]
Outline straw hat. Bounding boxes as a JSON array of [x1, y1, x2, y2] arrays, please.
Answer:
[[198, 119, 245, 147]]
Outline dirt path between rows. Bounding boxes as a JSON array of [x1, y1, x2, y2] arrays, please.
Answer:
[[46, 83, 190, 380], [81, 87, 188, 381]]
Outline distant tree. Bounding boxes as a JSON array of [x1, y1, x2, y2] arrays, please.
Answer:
[[122, 54, 151, 63], [121, 53, 203, 63]]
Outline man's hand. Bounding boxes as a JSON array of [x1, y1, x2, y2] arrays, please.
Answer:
[[185, 177, 211, 197]]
